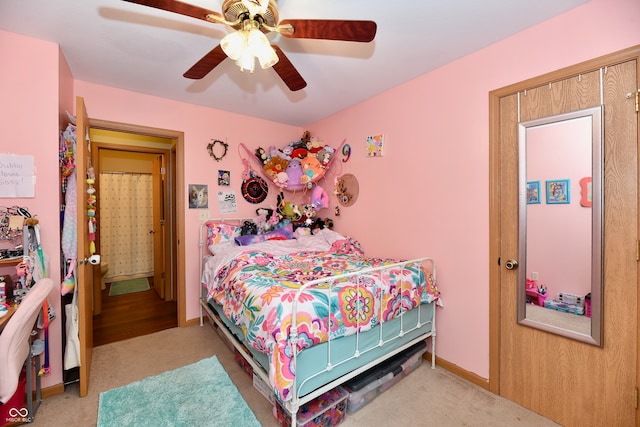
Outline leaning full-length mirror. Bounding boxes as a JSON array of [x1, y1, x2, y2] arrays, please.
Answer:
[[517, 106, 603, 346]]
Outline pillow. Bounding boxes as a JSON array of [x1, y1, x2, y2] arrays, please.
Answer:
[[235, 223, 294, 246], [210, 241, 237, 256], [207, 223, 242, 254]]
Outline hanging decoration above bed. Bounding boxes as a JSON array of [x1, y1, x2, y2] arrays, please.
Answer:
[[252, 131, 344, 192], [335, 173, 359, 207], [241, 172, 268, 204], [238, 145, 269, 204]]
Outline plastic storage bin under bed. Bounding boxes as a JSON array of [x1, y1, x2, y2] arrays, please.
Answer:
[[275, 386, 348, 427], [342, 340, 428, 414]]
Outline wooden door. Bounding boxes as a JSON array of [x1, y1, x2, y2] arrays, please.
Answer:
[[152, 154, 165, 298], [75, 96, 94, 397], [490, 54, 639, 426]]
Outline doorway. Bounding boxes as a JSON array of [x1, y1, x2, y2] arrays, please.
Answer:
[[488, 47, 639, 425], [89, 128, 178, 346]]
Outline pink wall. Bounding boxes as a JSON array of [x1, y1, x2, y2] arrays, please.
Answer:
[[0, 30, 64, 388], [308, 0, 640, 378], [1, 0, 638, 391]]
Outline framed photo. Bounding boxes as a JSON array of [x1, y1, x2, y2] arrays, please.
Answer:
[[218, 170, 230, 186], [526, 181, 541, 204], [366, 134, 384, 157], [545, 179, 570, 204], [188, 184, 208, 209]]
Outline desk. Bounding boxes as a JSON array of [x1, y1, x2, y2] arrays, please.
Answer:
[[0, 304, 17, 332]]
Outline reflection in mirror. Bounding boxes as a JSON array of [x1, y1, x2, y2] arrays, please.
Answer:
[[517, 106, 603, 346]]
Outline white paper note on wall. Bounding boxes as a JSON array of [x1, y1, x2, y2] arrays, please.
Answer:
[[217, 190, 237, 214], [0, 154, 36, 198]]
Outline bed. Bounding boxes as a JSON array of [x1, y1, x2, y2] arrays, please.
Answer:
[[198, 219, 441, 426]]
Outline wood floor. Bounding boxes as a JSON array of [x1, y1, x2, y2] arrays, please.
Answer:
[[92, 278, 177, 347]]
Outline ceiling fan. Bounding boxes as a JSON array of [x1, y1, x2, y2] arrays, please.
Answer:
[[123, 0, 377, 91]]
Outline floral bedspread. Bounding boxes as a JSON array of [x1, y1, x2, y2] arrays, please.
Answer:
[[203, 237, 440, 402]]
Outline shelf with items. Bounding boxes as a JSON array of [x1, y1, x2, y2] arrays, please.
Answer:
[[0, 257, 22, 267]]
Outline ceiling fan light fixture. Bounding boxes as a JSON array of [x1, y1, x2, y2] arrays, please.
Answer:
[[223, 20, 278, 72], [128, 0, 377, 90], [247, 28, 278, 69], [257, 45, 279, 69], [236, 49, 256, 73], [220, 30, 246, 61], [241, 0, 269, 18]]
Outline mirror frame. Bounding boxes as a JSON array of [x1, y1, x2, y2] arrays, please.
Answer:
[[517, 106, 603, 346]]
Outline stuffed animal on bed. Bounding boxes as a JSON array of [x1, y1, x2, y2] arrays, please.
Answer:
[[311, 217, 334, 233], [277, 192, 302, 221], [300, 204, 317, 227], [255, 208, 278, 234], [240, 220, 257, 236]]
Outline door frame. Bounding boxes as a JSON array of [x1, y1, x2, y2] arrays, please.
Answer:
[[91, 142, 172, 310], [489, 45, 640, 413], [89, 119, 186, 325]]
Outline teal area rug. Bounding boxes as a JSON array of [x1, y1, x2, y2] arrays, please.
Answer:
[[108, 277, 150, 296], [97, 356, 261, 427]]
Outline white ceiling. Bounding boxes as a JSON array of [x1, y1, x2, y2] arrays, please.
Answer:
[[0, 0, 589, 127]]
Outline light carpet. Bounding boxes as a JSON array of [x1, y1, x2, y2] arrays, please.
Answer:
[[108, 277, 150, 296], [97, 355, 261, 427]]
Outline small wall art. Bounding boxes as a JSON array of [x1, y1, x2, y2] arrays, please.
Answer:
[[335, 173, 359, 207], [342, 144, 351, 162], [545, 179, 570, 204], [218, 170, 230, 186], [366, 134, 384, 157], [207, 139, 228, 161], [188, 184, 208, 209], [526, 181, 541, 204], [217, 190, 237, 214]]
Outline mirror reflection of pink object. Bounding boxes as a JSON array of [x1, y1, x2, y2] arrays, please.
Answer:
[[580, 177, 592, 207]]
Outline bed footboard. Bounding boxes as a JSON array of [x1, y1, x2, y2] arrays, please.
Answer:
[[284, 258, 437, 417]]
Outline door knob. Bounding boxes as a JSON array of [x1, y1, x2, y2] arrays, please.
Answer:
[[505, 259, 518, 270], [80, 254, 101, 265]]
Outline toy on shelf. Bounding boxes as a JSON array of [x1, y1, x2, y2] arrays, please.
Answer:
[[525, 278, 547, 307]]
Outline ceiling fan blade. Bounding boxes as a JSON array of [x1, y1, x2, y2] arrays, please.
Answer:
[[271, 45, 307, 91], [183, 45, 227, 79], [122, 0, 223, 23], [279, 20, 376, 42]]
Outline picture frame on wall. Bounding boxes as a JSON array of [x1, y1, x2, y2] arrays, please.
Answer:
[[545, 179, 570, 204], [218, 170, 230, 186], [526, 181, 541, 204], [188, 184, 208, 209], [366, 134, 384, 157]]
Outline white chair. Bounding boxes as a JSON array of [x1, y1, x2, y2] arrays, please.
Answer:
[[0, 278, 54, 421]]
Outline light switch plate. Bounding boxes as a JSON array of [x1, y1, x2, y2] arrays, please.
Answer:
[[199, 210, 210, 221]]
